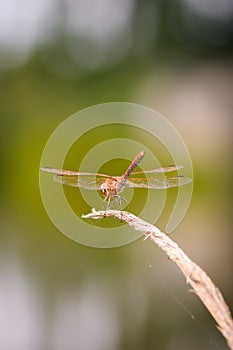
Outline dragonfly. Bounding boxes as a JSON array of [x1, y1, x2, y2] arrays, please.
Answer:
[[41, 151, 192, 210]]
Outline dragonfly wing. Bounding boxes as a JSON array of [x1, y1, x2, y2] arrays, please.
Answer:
[[41, 167, 110, 177], [125, 176, 192, 189], [41, 167, 109, 189], [53, 174, 107, 189], [131, 165, 183, 175]]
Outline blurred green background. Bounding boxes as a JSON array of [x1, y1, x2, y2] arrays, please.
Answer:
[[0, 1, 232, 349]]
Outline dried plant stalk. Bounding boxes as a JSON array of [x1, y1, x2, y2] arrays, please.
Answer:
[[82, 209, 233, 349]]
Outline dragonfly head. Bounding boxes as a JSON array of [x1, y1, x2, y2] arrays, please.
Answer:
[[100, 183, 108, 198], [100, 178, 118, 199]]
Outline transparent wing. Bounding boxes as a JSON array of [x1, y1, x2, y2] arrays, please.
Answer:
[[54, 174, 108, 189], [125, 176, 192, 189], [131, 165, 183, 175], [41, 167, 109, 190]]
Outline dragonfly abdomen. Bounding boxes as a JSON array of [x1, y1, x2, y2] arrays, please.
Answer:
[[120, 151, 145, 185]]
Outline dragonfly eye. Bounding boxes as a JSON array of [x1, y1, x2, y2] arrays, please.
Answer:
[[100, 184, 108, 197]]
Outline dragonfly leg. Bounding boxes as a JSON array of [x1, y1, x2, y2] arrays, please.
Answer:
[[101, 195, 127, 220], [106, 196, 112, 210], [101, 197, 107, 217], [116, 195, 128, 210], [112, 195, 128, 221], [101, 195, 112, 217]]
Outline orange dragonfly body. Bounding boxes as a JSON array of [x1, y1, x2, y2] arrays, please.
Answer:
[[41, 151, 191, 209]]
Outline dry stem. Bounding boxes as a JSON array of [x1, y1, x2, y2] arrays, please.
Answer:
[[82, 209, 233, 349]]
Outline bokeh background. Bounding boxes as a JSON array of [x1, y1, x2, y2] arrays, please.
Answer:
[[0, 0, 233, 349]]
